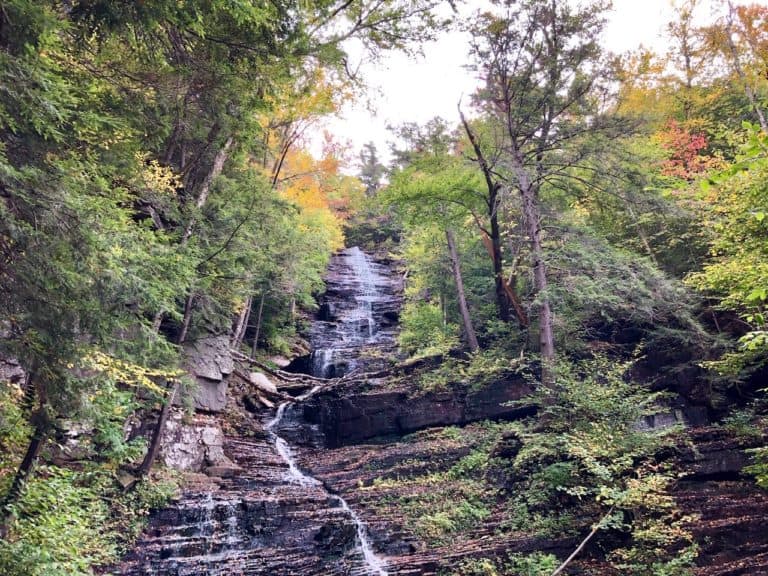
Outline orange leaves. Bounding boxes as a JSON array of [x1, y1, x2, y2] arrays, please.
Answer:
[[278, 146, 363, 220]]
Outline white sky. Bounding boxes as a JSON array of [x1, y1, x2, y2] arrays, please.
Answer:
[[308, 0, 735, 167]]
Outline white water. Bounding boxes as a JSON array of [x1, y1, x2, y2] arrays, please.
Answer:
[[346, 247, 377, 339], [311, 248, 383, 378], [267, 400, 388, 576], [311, 348, 336, 379]]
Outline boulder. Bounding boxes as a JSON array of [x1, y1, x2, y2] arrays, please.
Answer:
[[160, 411, 239, 473], [191, 377, 229, 412], [183, 335, 234, 412], [0, 356, 25, 385]]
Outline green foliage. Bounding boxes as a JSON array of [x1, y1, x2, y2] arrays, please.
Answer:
[[687, 124, 768, 380], [0, 464, 178, 576], [398, 301, 459, 358], [0, 467, 116, 576], [547, 225, 710, 357], [745, 446, 768, 490], [441, 552, 559, 576], [506, 553, 560, 576], [506, 356, 697, 574]]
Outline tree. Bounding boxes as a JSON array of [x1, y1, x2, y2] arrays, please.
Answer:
[[386, 131, 484, 352], [703, 1, 768, 131], [464, 0, 615, 385], [359, 141, 386, 196]]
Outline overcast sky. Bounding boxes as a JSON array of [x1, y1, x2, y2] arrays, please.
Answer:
[[308, 0, 733, 167]]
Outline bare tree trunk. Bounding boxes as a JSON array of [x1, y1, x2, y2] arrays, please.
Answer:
[[550, 507, 614, 576], [137, 382, 178, 477], [446, 229, 479, 352], [512, 153, 555, 387], [181, 136, 234, 244], [139, 293, 194, 477], [177, 292, 195, 344], [232, 294, 252, 347], [251, 292, 266, 359], [459, 107, 513, 323], [2, 377, 48, 514], [725, 1, 768, 131], [2, 418, 46, 510], [489, 185, 512, 323], [440, 291, 447, 328]]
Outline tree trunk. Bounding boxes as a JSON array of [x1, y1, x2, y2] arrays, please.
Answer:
[[137, 382, 178, 477], [251, 292, 266, 359], [181, 136, 234, 244], [177, 292, 195, 345], [138, 293, 194, 477], [1, 377, 48, 514], [2, 416, 46, 510], [232, 294, 252, 347], [459, 107, 513, 323], [489, 184, 512, 323], [446, 229, 479, 352], [513, 154, 555, 387], [725, 1, 768, 132]]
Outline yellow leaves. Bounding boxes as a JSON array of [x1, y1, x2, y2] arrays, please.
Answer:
[[135, 152, 181, 196], [83, 351, 182, 396]]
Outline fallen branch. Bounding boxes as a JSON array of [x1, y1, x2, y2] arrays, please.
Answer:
[[550, 507, 614, 576]]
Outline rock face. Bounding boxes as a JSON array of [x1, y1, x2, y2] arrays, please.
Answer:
[[116, 247, 768, 576], [0, 356, 25, 385], [117, 417, 385, 576], [302, 376, 534, 447], [160, 412, 241, 476], [184, 335, 235, 413]]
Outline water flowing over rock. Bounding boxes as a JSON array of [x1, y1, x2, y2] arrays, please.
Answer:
[[115, 248, 400, 575], [301, 247, 402, 378]]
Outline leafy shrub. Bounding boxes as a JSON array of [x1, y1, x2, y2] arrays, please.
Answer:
[[505, 356, 697, 573], [0, 466, 116, 576], [398, 300, 459, 357]]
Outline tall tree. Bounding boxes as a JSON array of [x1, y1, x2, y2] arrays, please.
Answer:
[[465, 0, 615, 385], [359, 141, 386, 196]]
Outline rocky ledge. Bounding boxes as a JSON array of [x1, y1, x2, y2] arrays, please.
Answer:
[[300, 375, 534, 447]]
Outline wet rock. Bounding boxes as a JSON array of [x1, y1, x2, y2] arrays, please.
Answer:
[[304, 247, 403, 379], [203, 464, 242, 478], [117, 432, 392, 576]]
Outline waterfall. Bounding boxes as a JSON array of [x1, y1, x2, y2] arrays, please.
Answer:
[[346, 246, 377, 339], [267, 400, 388, 576], [309, 247, 392, 378]]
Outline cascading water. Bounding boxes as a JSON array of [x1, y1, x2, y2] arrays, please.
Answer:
[[346, 247, 377, 339], [267, 394, 388, 576], [308, 247, 398, 379], [118, 246, 402, 576]]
